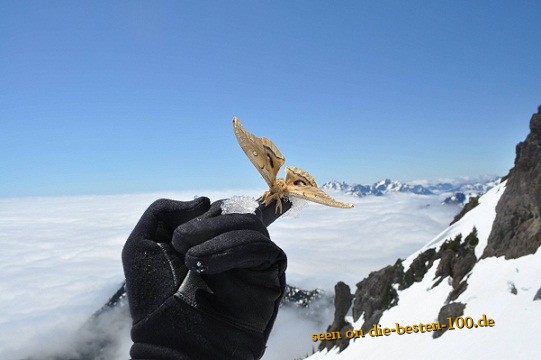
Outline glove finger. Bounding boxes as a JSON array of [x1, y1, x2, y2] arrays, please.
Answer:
[[172, 210, 269, 255], [210, 197, 292, 227], [128, 197, 211, 244], [185, 230, 286, 274]]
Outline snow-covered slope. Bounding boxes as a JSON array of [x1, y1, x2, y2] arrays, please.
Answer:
[[308, 180, 541, 360]]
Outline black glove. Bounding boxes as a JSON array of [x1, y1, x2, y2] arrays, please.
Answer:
[[122, 197, 289, 360]]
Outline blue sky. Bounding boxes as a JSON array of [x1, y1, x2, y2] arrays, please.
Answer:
[[1, 1, 540, 197]]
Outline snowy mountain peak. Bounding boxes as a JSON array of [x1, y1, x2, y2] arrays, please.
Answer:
[[322, 177, 498, 201]]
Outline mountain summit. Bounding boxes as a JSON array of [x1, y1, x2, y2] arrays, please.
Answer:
[[483, 106, 541, 259]]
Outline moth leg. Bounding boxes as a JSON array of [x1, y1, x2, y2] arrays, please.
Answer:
[[260, 191, 284, 214], [261, 191, 271, 206], [274, 197, 283, 214]]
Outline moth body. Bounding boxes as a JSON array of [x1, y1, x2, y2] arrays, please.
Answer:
[[262, 178, 288, 213]]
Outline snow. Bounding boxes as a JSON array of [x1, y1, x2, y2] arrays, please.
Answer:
[[0, 187, 457, 359], [307, 181, 541, 360], [405, 180, 505, 268]]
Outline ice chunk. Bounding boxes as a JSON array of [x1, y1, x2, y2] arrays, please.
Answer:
[[221, 195, 259, 214]]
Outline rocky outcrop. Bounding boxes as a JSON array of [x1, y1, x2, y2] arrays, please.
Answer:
[[432, 229, 479, 301], [352, 261, 403, 332], [318, 282, 354, 352], [316, 261, 405, 353], [435, 248, 455, 280], [399, 248, 437, 290], [433, 302, 465, 339], [451, 243, 477, 289], [483, 106, 541, 259], [323, 228, 479, 352]]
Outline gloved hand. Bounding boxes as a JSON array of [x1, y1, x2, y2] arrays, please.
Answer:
[[122, 196, 289, 360]]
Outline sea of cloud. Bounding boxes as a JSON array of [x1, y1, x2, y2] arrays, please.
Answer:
[[0, 188, 458, 359]]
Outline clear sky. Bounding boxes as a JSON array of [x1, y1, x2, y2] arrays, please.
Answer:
[[1, 1, 540, 197]]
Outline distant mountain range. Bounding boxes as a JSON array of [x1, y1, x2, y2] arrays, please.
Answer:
[[322, 177, 500, 205]]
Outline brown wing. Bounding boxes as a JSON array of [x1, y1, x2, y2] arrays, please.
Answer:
[[232, 117, 285, 187], [285, 166, 354, 208]]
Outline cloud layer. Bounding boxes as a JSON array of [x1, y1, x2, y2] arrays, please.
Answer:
[[0, 189, 458, 359]]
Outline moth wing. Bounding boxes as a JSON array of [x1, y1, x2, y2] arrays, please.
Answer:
[[232, 117, 285, 187], [284, 166, 318, 187], [285, 166, 354, 208]]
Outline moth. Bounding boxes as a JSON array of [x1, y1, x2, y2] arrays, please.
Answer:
[[232, 117, 354, 213]]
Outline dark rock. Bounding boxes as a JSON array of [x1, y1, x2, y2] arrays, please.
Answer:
[[508, 282, 518, 295], [352, 262, 403, 332], [92, 282, 127, 317], [333, 282, 354, 328], [451, 245, 477, 289], [321, 259, 407, 353], [282, 284, 325, 308], [450, 196, 479, 225], [444, 192, 467, 205], [447, 280, 468, 302], [435, 249, 455, 280], [318, 323, 354, 353], [337, 324, 354, 352], [399, 248, 437, 290], [432, 229, 478, 302], [534, 286, 541, 301], [281, 285, 334, 329], [318, 282, 354, 352], [433, 302, 466, 339], [483, 106, 541, 259]]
